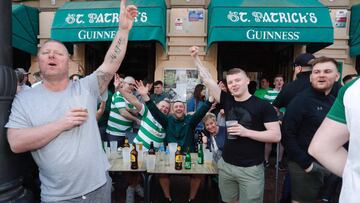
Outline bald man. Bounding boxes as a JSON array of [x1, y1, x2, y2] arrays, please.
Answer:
[[5, 1, 138, 202]]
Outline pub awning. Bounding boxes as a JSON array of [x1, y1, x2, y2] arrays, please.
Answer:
[[207, 0, 334, 53], [51, 0, 166, 48], [12, 5, 39, 55], [350, 3, 360, 56]]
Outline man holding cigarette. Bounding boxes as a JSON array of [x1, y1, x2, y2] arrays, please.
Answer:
[[5, 0, 138, 202], [190, 46, 281, 203]]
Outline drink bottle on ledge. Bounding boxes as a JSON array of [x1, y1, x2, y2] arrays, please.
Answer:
[[148, 141, 156, 155], [131, 143, 138, 169], [197, 142, 204, 164], [123, 137, 130, 148], [175, 145, 183, 170], [185, 147, 192, 169]]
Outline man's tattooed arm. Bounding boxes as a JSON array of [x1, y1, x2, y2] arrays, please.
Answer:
[[97, 31, 129, 93], [96, 70, 114, 94], [109, 36, 126, 63]]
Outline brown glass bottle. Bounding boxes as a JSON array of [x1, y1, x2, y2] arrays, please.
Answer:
[[148, 141, 156, 155], [175, 145, 183, 170], [130, 143, 138, 169], [123, 137, 130, 148]]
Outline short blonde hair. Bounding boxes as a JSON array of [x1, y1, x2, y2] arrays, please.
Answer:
[[202, 112, 216, 123]]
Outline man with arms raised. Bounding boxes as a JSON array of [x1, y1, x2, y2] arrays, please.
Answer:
[[116, 76, 171, 150], [190, 46, 281, 203], [107, 75, 140, 147], [138, 81, 213, 203], [5, 1, 138, 202]]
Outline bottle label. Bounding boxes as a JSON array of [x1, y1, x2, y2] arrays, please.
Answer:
[[175, 155, 182, 162], [131, 154, 136, 162]]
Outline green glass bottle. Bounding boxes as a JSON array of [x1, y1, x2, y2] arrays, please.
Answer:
[[185, 147, 192, 169], [197, 143, 204, 164]]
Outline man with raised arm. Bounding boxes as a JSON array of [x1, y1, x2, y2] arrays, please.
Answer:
[[5, 1, 137, 202], [137, 80, 213, 203], [190, 46, 281, 203], [116, 75, 171, 150]]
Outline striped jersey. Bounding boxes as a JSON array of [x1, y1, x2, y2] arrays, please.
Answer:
[[133, 103, 165, 151], [264, 89, 280, 104], [106, 92, 135, 136]]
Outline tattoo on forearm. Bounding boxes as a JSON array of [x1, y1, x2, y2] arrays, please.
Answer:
[[97, 71, 114, 92], [110, 37, 126, 62]]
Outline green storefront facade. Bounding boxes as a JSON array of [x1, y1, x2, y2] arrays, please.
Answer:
[[51, 0, 166, 48], [11, 0, 359, 83], [207, 0, 334, 53]]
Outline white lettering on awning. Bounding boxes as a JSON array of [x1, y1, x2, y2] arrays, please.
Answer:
[[66, 12, 148, 25], [227, 11, 318, 24], [78, 30, 117, 40], [246, 29, 300, 41]]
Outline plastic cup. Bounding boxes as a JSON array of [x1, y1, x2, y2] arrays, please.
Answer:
[[204, 149, 212, 164], [168, 143, 177, 154], [110, 141, 118, 154], [122, 147, 130, 165], [225, 120, 238, 139], [105, 146, 111, 156], [168, 143, 177, 166], [137, 144, 143, 162], [146, 155, 156, 170]]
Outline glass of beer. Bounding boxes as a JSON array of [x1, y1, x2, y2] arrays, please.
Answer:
[[225, 120, 238, 139]]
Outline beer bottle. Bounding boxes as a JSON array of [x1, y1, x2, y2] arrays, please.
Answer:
[[175, 145, 183, 170], [184, 147, 192, 169], [197, 142, 204, 165], [123, 137, 130, 148], [148, 141, 156, 155], [130, 143, 138, 169]]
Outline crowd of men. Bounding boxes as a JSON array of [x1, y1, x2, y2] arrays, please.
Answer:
[[5, 0, 359, 203]]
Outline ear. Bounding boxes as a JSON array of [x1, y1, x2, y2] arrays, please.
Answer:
[[335, 72, 340, 82], [246, 77, 250, 86]]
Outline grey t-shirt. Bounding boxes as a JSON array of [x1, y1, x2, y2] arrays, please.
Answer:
[[6, 72, 110, 202]]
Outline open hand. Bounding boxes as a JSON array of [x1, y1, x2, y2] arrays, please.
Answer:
[[119, 0, 138, 31], [135, 80, 148, 96], [114, 73, 123, 90]]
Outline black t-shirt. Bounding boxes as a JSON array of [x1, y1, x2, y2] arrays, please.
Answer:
[[220, 91, 278, 167]]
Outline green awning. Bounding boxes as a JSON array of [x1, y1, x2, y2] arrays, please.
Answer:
[[208, 0, 334, 53], [350, 3, 360, 56], [12, 5, 39, 55], [51, 0, 166, 48]]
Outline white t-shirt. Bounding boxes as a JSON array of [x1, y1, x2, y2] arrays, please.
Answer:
[[6, 72, 109, 202], [327, 77, 360, 203]]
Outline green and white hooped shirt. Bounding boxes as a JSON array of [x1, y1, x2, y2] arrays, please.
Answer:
[[106, 92, 135, 136], [133, 103, 165, 150]]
